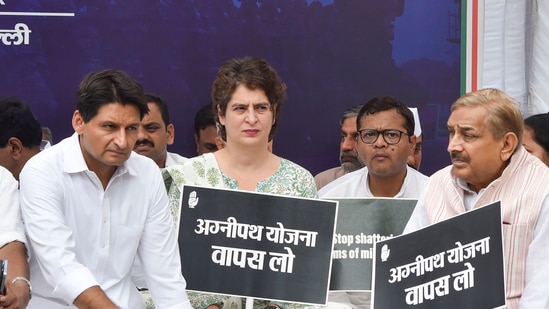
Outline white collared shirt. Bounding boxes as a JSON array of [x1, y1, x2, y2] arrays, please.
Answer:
[[318, 165, 428, 198], [165, 151, 188, 167], [20, 133, 191, 309], [0, 165, 26, 247]]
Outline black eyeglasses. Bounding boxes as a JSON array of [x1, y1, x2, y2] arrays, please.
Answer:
[[357, 129, 410, 145]]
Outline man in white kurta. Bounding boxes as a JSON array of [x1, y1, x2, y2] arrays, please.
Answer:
[[0, 166, 25, 248], [320, 96, 428, 309], [404, 88, 549, 308], [0, 166, 31, 308], [20, 69, 191, 309], [319, 165, 427, 198]]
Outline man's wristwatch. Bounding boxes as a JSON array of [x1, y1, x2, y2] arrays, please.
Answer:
[[12, 276, 32, 300]]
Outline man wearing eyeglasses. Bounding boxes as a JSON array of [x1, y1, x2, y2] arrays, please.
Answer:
[[319, 96, 428, 198], [319, 96, 428, 309]]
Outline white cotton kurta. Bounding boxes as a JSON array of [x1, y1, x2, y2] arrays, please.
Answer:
[[132, 150, 187, 289], [318, 166, 428, 198], [0, 165, 26, 247], [165, 151, 188, 167], [318, 165, 428, 309]]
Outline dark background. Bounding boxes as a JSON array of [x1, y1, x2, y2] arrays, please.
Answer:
[[0, 0, 460, 176]]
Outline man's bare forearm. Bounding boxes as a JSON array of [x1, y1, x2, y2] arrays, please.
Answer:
[[0, 241, 31, 307], [0, 241, 29, 279]]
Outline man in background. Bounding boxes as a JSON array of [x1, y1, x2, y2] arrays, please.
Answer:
[[319, 97, 428, 197], [194, 103, 223, 155], [406, 107, 423, 170], [134, 93, 187, 168], [0, 97, 42, 180], [41, 126, 54, 150], [314, 104, 364, 190]]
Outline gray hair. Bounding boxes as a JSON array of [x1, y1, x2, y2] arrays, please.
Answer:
[[339, 104, 363, 126]]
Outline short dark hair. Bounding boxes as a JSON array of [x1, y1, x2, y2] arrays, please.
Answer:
[[0, 96, 42, 148], [211, 56, 287, 141], [524, 113, 549, 154], [357, 96, 415, 136], [194, 103, 216, 136], [145, 93, 170, 127], [76, 69, 149, 123]]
